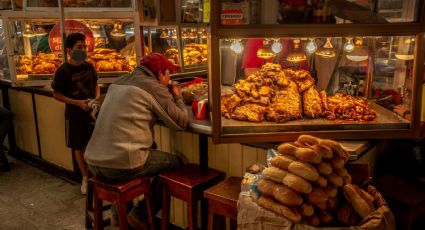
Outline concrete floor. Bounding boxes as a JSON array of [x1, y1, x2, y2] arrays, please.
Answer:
[[0, 154, 115, 230]]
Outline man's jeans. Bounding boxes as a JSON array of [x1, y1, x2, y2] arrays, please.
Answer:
[[88, 150, 183, 218], [0, 107, 12, 170]]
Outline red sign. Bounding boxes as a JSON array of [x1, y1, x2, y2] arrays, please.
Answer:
[[49, 20, 94, 53]]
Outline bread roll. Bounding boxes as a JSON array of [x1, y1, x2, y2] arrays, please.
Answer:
[[257, 196, 302, 223], [263, 167, 287, 184], [288, 161, 319, 182], [319, 139, 349, 160], [277, 143, 298, 156], [315, 175, 328, 188], [283, 173, 312, 194], [306, 186, 328, 204], [271, 155, 295, 170], [309, 144, 333, 159], [273, 184, 303, 206], [306, 215, 320, 226], [298, 134, 320, 145], [327, 173, 344, 187], [325, 186, 338, 198], [343, 184, 374, 218], [343, 174, 352, 185], [316, 162, 332, 175], [330, 157, 345, 169], [294, 148, 321, 164], [358, 187, 374, 206], [315, 202, 327, 211], [257, 179, 276, 197], [335, 167, 349, 177], [299, 203, 314, 217], [293, 141, 311, 148], [317, 211, 334, 224]]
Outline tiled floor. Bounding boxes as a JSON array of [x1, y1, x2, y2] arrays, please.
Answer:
[[0, 154, 115, 230]]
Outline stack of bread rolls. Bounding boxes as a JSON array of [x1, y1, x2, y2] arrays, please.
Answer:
[[257, 134, 376, 227]]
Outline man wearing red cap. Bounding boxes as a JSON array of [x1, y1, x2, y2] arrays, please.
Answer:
[[85, 53, 187, 227]]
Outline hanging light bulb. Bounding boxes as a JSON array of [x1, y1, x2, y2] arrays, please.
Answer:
[[110, 23, 125, 37], [22, 23, 35, 38], [315, 37, 336, 58], [34, 26, 47, 36], [346, 38, 369, 62], [395, 37, 414, 61], [305, 38, 317, 54], [171, 30, 177, 39], [344, 37, 355, 53], [200, 29, 207, 39], [90, 24, 101, 29], [287, 39, 307, 63], [256, 40, 275, 59], [181, 29, 189, 39], [271, 39, 283, 54], [230, 39, 243, 54], [160, 29, 169, 39], [189, 28, 197, 39]]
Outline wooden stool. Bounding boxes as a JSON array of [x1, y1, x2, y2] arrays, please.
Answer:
[[86, 176, 154, 230], [373, 175, 425, 230], [160, 164, 225, 230], [204, 177, 242, 230]]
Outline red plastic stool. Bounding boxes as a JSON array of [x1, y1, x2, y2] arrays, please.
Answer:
[[86, 176, 154, 230], [204, 177, 242, 230], [160, 164, 225, 230]]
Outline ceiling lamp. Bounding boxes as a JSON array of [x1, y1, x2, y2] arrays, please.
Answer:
[[181, 29, 189, 39], [22, 23, 35, 38], [189, 28, 197, 39], [305, 38, 317, 54], [343, 37, 355, 53], [34, 26, 47, 36], [315, 37, 336, 58], [395, 37, 414, 61], [200, 29, 207, 39], [346, 38, 369, 62], [110, 23, 125, 37], [287, 39, 307, 63], [171, 30, 177, 39], [256, 40, 275, 59], [230, 39, 243, 54]]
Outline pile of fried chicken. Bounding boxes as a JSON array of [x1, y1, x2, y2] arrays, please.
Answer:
[[87, 48, 135, 72], [221, 63, 376, 123], [18, 53, 62, 75]]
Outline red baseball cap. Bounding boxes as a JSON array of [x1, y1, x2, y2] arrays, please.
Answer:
[[140, 53, 181, 74]]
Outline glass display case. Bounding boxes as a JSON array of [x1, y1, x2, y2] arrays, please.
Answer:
[[143, 25, 208, 75], [2, 10, 142, 86], [209, 1, 425, 143], [0, 19, 10, 81]]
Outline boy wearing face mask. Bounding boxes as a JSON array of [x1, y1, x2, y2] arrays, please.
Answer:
[[52, 33, 100, 195]]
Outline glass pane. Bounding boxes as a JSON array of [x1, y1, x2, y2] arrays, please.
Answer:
[[181, 27, 208, 67], [26, 0, 133, 8], [219, 35, 415, 134], [181, 0, 204, 23], [219, 0, 423, 25], [8, 19, 63, 80], [144, 27, 180, 66], [0, 20, 9, 81]]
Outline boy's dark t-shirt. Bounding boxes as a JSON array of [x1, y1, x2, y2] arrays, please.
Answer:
[[51, 62, 97, 120]]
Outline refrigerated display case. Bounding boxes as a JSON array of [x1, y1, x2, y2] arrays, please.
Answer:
[[24, 0, 135, 11], [208, 0, 425, 143], [1, 10, 142, 86]]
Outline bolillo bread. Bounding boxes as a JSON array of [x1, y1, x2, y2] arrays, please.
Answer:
[[306, 186, 328, 204], [294, 148, 322, 164], [298, 134, 320, 145], [272, 155, 296, 170], [273, 184, 304, 206], [316, 162, 333, 175], [315, 175, 328, 188], [330, 157, 345, 169], [288, 161, 319, 182], [309, 144, 333, 159], [277, 143, 298, 156], [298, 203, 314, 217], [343, 184, 375, 218], [257, 179, 276, 197], [258, 195, 302, 223], [327, 173, 344, 187], [283, 173, 313, 194], [263, 167, 288, 184]]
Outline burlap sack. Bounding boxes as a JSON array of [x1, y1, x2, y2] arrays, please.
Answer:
[[237, 185, 395, 230]]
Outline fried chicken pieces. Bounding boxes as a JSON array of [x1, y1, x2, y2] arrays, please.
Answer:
[[221, 63, 377, 123], [18, 53, 62, 74], [87, 48, 135, 72]]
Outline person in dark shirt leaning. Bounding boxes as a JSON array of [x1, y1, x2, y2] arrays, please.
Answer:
[[51, 33, 100, 195]]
